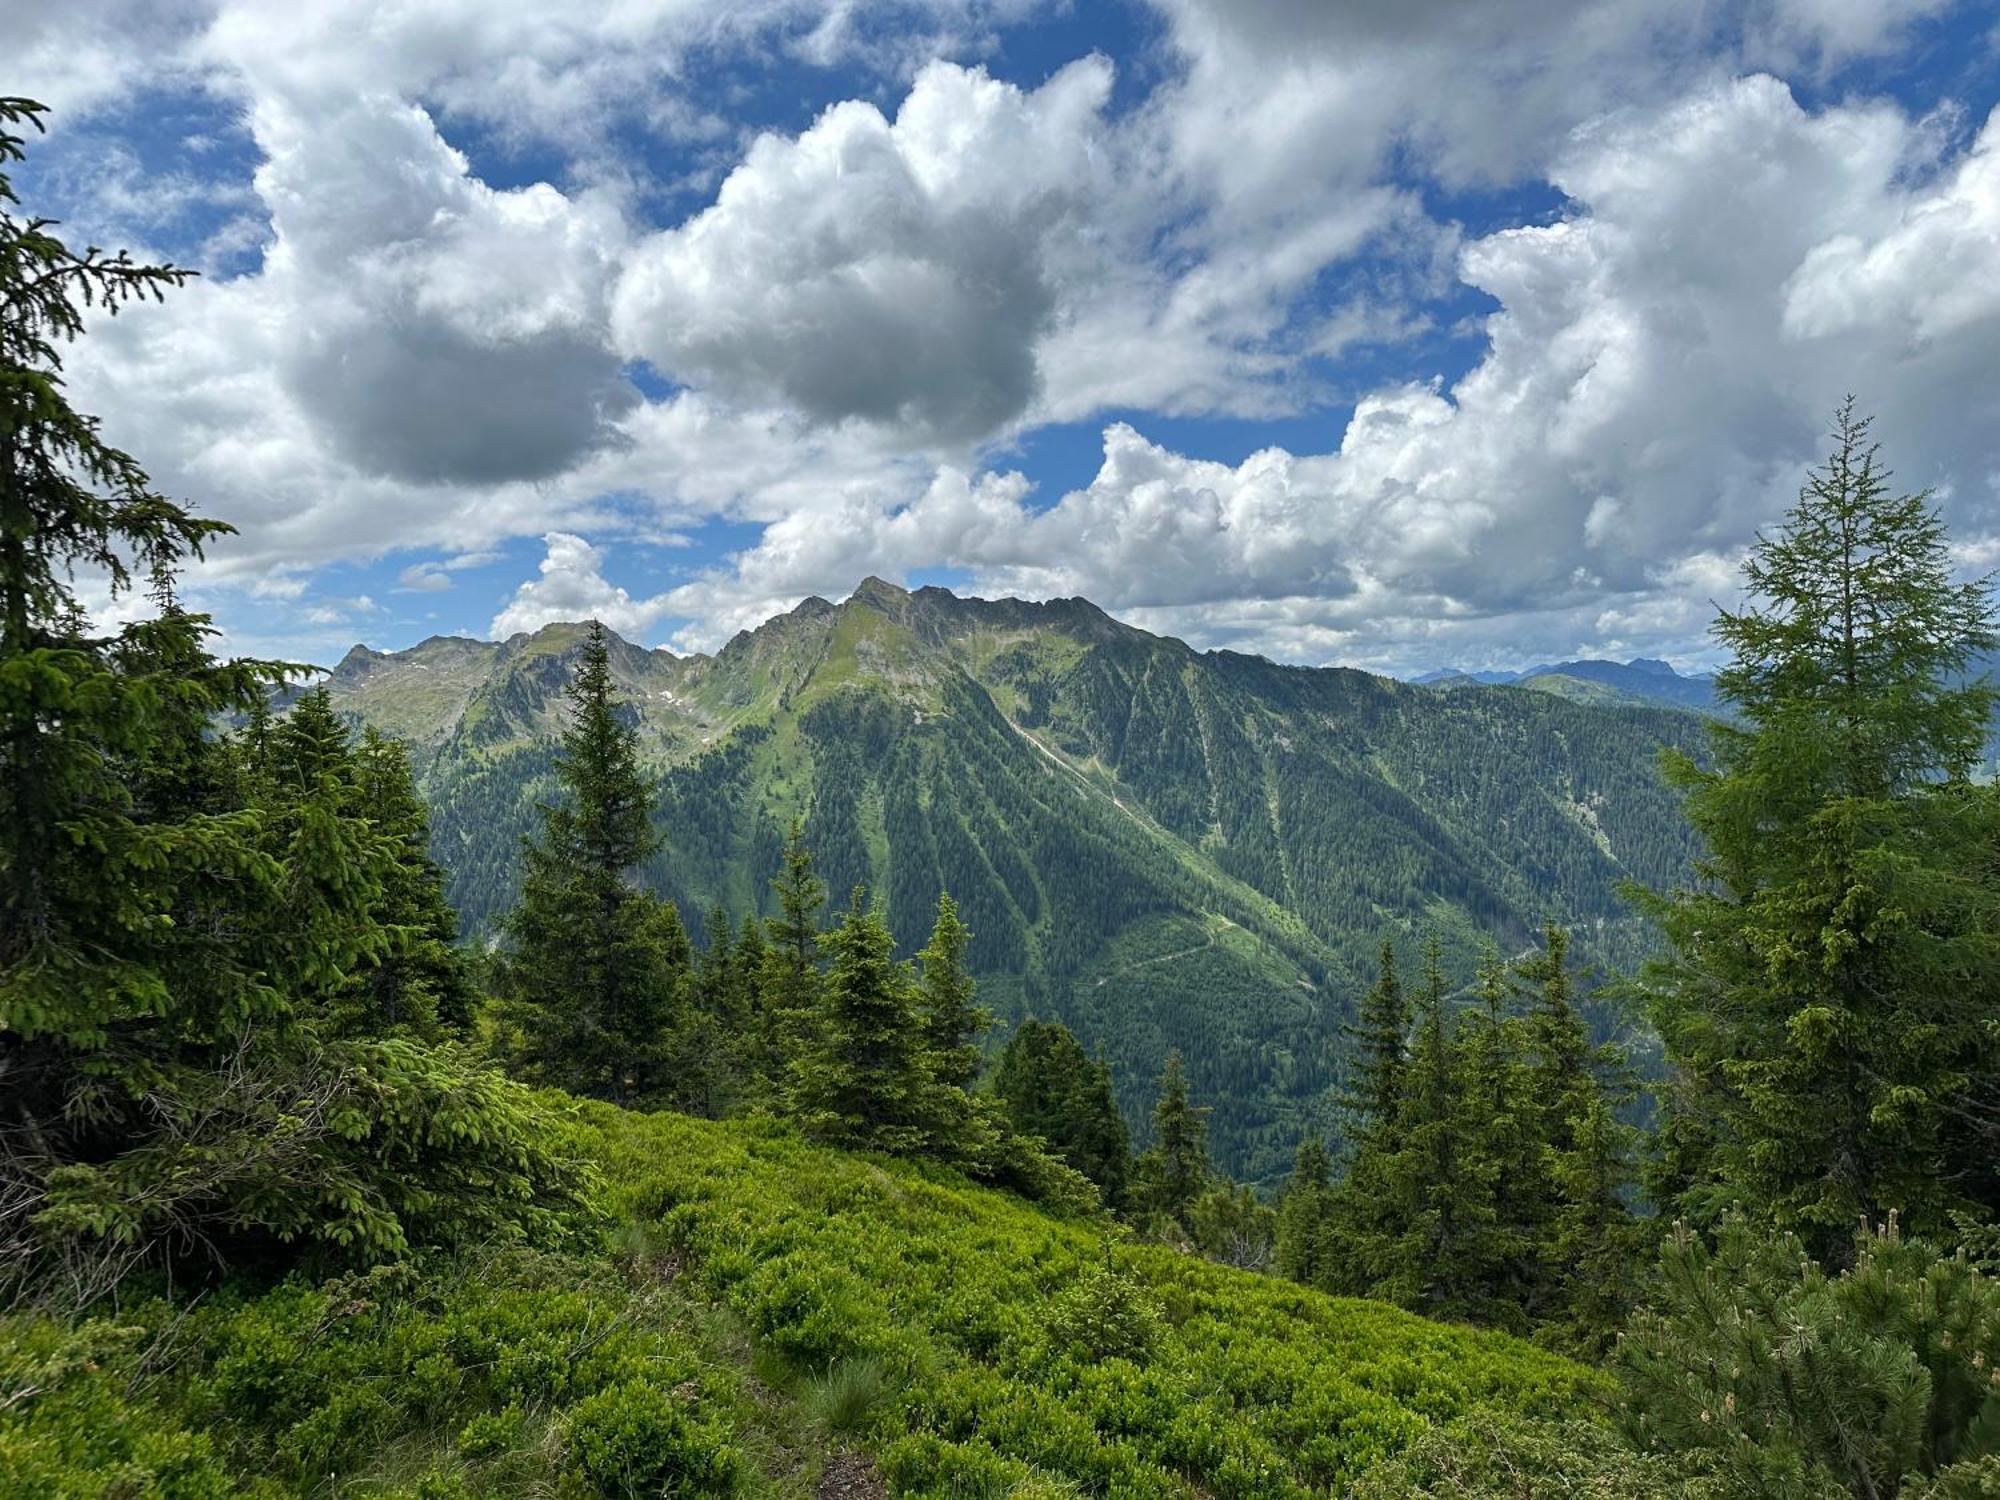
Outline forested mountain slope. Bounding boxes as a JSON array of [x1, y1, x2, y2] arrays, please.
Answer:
[[327, 580, 1705, 1181]]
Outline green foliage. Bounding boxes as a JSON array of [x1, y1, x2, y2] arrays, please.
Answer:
[[0, 1243, 754, 1498], [1274, 1137, 1339, 1287], [991, 1019, 1131, 1206], [786, 890, 939, 1156], [494, 622, 690, 1108], [1043, 1259, 1164, 1363], [801, 1356, 894, 1438], [1311, 928, 1640, 1345], [915, 893, 987, 1091], [1130, 1051, 1212, 1232], [0, 107, 568, 1303], [591, 1106, 1600, 1495], [1638, 404, 2000, 1253], [562, 1380, 741, 1499], [329, 579, 1711, 1184], [1617, 1214, 2000, 1499], [1350, 1410, 1683, 1499]]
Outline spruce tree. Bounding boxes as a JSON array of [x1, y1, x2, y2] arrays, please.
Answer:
[[1636, 403, 2000, 1253], [0, 103, 571, 1292], [992, 1019, 1131, 1205], [1275, 1136, 1339, 1288], [1374, 935, 1500, 1320], [1324, 938, 1415, 1297], [1455, 942, 1545, 1321], [758, 820, 825, 1084], [1131, 1051, 1212, 1230], [678, 902, 749, 1117], [915, 892, 987, 1091], [786, 888, 933, 1153], [1343, 938, 1409, 1148], [1514, 922, 1639, 1343], [496, 622, 687, 1106]]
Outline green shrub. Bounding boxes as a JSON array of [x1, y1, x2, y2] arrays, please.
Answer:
[[1349, 1410, 1682, 1498], [1044, 1261, 1164, 1363], [560, 1380, 740, 1499], [588, 1103, 1600, 1495], [1619, 1215, 2000, 1499]]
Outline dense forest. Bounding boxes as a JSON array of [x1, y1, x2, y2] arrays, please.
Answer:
[[327, 543, 1710, 1184], [6, 97, 2000, 1498]]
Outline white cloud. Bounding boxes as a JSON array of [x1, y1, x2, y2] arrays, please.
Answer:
[[21, 0, 2000, 671], [665, 77, 2000, 670], [612, 58, 1116, 443], [491, 533, 676, 639]]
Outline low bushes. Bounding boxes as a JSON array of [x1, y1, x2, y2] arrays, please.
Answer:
[[588, 1104, 1601, 1496]]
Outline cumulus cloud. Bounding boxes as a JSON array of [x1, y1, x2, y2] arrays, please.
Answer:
[[665, 76, 2000, 670], [490, 533, 676, 639], [612, 59, 1114, 443], [22, 0, 2000, 671]]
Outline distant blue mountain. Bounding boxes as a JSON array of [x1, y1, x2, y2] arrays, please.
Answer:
[[1410, 658, 1719, 712]]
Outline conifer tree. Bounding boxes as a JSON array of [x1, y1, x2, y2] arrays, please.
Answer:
[[677, 902, 749, 1116], [1374, 935, 1500, 1320], [1275, 1136, 1339, 1287], [1636, 403, 2000, 1253], [1324, 939, 1415, 1297], [246, 695, 471, 1041], [496, 622, 687, 1106], [915, 893, 987, 1090], [354, 727, 472, 1030], [0, 103, 571, 1292], [1455, 942, 1545, 1319], [992, 1019, 1131, 1204], [1513, 922, 1639, 1342], [1131, 1051, 1212, 1229], [759, 820, 825, 1080], [1343, 939, 1409, 1148], [787, 888, 933, 1153]]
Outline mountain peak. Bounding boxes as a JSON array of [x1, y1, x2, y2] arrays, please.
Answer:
[[847, 575, 910, 610]]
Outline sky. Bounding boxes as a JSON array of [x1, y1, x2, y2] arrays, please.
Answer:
[[8, 0, 2000, 677]]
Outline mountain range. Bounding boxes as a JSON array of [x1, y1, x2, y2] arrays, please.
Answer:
[[325, 579, 1709, 1183], [1411, 657, 1720, 712]]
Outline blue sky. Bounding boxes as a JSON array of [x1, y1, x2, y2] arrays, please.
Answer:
[[10, 0, 2000, 675]]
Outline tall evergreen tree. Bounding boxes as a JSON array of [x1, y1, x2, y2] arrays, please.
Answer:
[[496, 622, 687, 1106], [1455, 942, 1545, 1320], [677, 902, 750, 1117], [1514, 922, 1639, 1343], [0, 103, 570, 1293], [1343, 939, 1409, 1149], [1275, 1136, 1339, 1287], [1132, 1051, 1212, 1229], [1374, 935, 1501, 1320], [787, 889, 933, 1154], [1637, 403, 2000, 1254], [992, 1019, 1131, 1205], [758, 819, 825, 1083], [915, 893, 986, 1091]]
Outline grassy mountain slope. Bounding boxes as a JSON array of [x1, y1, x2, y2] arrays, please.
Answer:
[[326, 582, 1706, 1182], [2, 1104, 1598, 1498]]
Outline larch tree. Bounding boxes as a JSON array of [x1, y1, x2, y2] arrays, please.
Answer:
[[1637, 402, 2000, 1255]]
